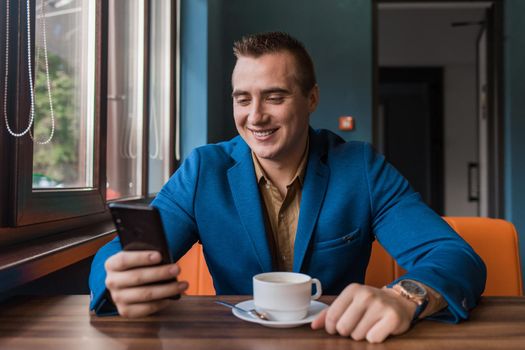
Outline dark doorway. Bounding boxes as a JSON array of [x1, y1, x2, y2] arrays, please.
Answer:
[[375, 1, 504, 218], [378, 68, 444, 214]]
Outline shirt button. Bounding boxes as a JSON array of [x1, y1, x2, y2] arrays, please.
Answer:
[[279, 213, 284, 219], [265, 184, 270, 190]]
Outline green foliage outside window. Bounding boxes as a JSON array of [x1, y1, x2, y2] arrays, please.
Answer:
[[32, 51, 77, 187]]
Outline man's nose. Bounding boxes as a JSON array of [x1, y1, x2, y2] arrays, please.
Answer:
[[248, 100, 266, 124]]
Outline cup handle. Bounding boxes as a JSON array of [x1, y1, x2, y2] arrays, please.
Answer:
[[311, 278, 322, 300]]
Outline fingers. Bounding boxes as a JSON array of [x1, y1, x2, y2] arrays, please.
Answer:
[[111, 280, 189, 305], [348, 303, 383, 341], [110, 280, 189, 318], [106, 263, 181, 289], [330, 295, 370, 337], [311, 308, 328, 329], [117, 299, 171, 318], [365, 310, 404, 343], [317, 284, 413, 343], [105, 251, 162, 272], [103, 250, 189, 318], [323, 283, 359, 335]]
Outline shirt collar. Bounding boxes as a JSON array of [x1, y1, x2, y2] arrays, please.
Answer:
[[251, 138, 309, 188]]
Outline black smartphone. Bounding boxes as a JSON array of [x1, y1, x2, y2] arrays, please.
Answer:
[[108, 202, 180, 299]]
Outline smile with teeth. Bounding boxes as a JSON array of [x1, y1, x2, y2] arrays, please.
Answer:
[[250, 128, 277, 137]]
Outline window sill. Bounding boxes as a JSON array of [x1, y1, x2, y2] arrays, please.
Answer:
[[0, 220, 116, 294]]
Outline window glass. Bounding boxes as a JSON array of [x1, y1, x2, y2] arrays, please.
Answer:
[[106, 0, 144, 200], [32, 0, 96, 189], [148, 0, 172, 194]]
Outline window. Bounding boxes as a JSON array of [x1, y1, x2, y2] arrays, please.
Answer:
[[32, 0, 96, 189], [106, 0, 177, 201], [0, 0, 178, 245], [148, 0, 175, 195], [106, 0, 145, 200]]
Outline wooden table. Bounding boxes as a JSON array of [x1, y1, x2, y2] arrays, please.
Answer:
[[0, 295, 524, 349]]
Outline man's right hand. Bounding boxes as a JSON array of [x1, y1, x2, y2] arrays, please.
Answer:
[[104, 250, 189, 318]]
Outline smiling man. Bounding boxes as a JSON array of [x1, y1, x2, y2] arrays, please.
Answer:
[[89, 32, 486, 343], [231, 50, 315, 199]]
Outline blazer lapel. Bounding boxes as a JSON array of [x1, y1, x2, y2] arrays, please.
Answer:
[[227, 140, 273, 272], [293, 130, 330, 272]]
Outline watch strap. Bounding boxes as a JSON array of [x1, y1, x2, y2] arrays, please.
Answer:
[[411, 297, 429, 324], [388, 280, 429, 324]]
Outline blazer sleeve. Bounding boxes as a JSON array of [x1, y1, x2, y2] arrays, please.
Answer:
[[363, 143, 486, 323], [88, 149, 202, 315]]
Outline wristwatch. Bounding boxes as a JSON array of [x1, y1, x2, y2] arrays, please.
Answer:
[[390, 280, 429, 323]]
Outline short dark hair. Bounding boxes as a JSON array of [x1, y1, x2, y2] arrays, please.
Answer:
[[233, 32, 317, 95]]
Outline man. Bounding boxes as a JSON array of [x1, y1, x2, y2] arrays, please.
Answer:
[[90, 32, 486, 343]]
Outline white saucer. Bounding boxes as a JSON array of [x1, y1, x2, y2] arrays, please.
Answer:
[[231, 300, 328, 328]]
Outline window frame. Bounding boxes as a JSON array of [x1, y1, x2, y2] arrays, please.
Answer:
[[106, 0, 179, 203], [0, 0, 17, 229], [141, 0, 151, 199], [12, 0, 107, 227], [170, 0, 180, 176], [148, 0, 179, 195], [0, 0, 178, 247]]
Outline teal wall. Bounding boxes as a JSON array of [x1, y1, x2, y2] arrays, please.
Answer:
[[181, 0, 373, 156], [504, 0, 525, 285], [180, 0, 208, 159]]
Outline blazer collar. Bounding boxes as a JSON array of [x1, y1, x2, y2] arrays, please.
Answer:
[[227, 128, 330, 273], [293, 128, 330, 272], [228, 137, 273, 272]]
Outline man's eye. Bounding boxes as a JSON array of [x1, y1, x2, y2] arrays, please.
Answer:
[[236, 98, 250, 106], [267, 96, 284, 104]]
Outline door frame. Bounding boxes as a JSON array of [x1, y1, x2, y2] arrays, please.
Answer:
[[372, 0, 505, 218]]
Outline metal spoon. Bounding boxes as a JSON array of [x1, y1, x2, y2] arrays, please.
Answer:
[[215, 300, 271, 321]]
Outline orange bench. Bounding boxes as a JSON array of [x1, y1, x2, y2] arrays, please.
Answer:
[[177, 217, 523, 296]]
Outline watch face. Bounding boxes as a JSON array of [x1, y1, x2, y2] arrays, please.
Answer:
[[400, 280, 426, 297]]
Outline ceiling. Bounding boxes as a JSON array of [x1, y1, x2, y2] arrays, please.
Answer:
[[379, 5, 488, 66]]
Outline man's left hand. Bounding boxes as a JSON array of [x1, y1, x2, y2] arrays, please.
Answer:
[[311, 283, 417, 343]]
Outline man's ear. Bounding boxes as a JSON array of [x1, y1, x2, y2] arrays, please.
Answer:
[[308, 85, 320, 113]]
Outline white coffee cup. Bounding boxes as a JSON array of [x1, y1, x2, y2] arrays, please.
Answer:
[[253, 272, 322, 321]]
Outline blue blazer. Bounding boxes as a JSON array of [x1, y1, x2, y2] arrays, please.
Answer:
[[89, 128, 486, 321]]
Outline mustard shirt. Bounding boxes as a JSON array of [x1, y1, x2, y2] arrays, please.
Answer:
[[251, 141, 446, 318], [251, 142, 308, 272]]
